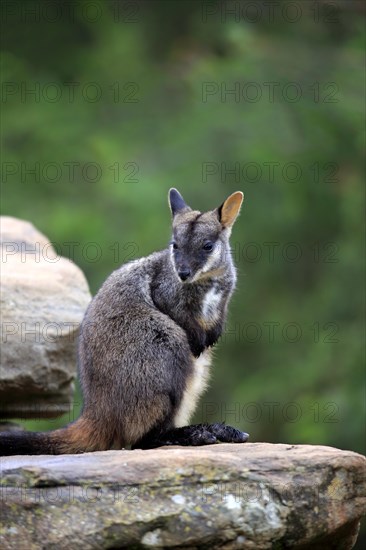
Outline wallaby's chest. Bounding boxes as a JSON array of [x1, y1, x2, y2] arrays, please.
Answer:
[[173, 349, 212, 427], [199, 286, 224, 326], [151, 265, 230, 356]]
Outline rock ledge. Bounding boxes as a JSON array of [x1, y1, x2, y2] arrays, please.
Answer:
[[1, 443, 365, 549]]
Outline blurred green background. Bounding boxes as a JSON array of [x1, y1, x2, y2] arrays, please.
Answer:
[[1, 0, 365, 541]]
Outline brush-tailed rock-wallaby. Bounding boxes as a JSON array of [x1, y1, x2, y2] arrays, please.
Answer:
[[0, 189, 248, 454]]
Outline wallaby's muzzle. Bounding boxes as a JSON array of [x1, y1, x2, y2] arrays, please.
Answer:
[[178, 268, 191, 281]]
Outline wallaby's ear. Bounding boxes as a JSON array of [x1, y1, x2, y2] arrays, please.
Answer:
[[218, 191, 244, 229], [169, 188, 190, 216]]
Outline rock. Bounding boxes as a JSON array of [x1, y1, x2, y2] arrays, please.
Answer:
[[0, 216, 91, 418], [0, 422, 24, 433], [0, 443, 365, 549]]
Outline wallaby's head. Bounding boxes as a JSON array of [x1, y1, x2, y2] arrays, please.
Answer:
[[168, 188, 243, 283]]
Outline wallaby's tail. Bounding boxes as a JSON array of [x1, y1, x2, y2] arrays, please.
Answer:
[[0, 416, 110, 456]]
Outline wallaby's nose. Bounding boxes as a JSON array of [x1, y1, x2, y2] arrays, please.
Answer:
[[178, 269, 191, 281]]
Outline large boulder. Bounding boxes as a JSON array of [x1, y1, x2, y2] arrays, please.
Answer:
[[0, 216, 91, 418], [0, 443, 365, 548]]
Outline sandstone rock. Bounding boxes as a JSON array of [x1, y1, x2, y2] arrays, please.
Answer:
[[0, 216, 91, 418], [0, 443, 365, 549]]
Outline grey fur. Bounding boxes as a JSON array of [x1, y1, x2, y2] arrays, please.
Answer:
[[78, 188, 244, 448]]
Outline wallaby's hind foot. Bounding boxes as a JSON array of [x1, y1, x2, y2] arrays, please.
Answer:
[[132, 423, 249, 449], [204, 422, 249, 443]]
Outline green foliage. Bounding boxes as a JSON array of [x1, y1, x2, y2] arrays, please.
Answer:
[[1, 0, 364, 464]]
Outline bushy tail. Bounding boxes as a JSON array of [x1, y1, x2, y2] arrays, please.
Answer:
[[0, 416, 110, 456]]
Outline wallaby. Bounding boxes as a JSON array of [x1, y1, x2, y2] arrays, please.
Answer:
[[0, 189, 248, 455]]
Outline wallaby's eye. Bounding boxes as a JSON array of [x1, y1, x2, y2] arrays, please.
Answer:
[[171, 241, 178, 250], [203, 242, 213, 252]]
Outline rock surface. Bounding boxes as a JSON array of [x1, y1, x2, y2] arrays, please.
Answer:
[[0, 216, 91, 418], [0, 443, 365, 549]]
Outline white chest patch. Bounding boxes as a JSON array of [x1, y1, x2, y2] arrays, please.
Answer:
[[201, 287, 222, 324], [174, 349, 212, 428]]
